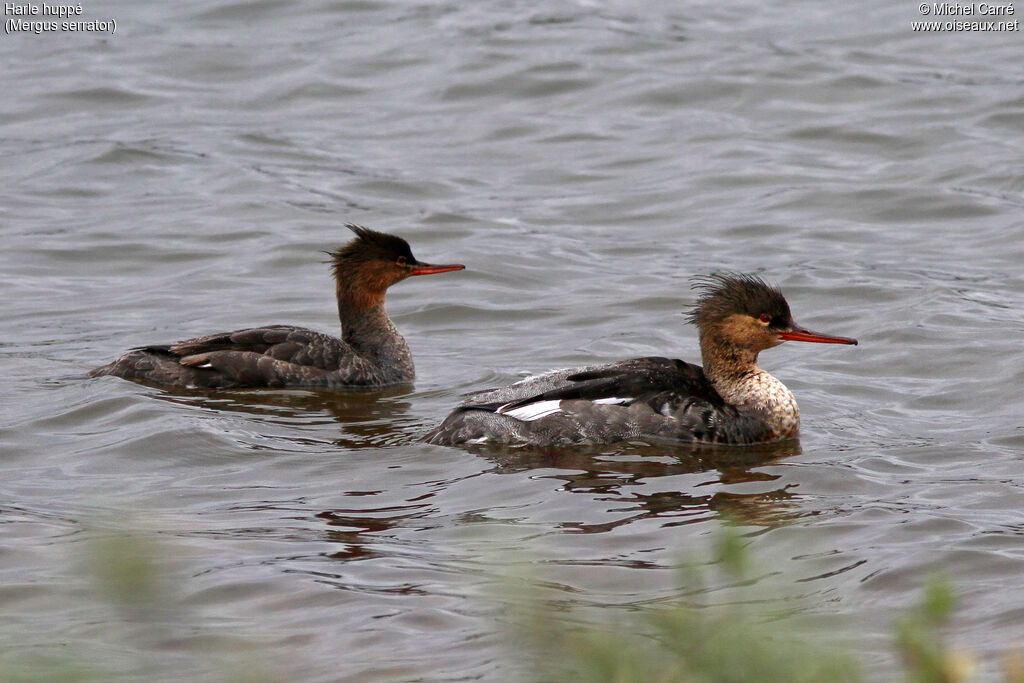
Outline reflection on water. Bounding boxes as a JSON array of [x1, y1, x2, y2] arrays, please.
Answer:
[[304, 438, 805, 578], [318, 504, 431, 564], [477, 438, 805, 531], [476, 438, 800, 478], [136, 383, 421, 448]]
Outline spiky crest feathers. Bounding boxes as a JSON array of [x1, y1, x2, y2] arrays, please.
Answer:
[[687, 273, 792, 329], [329, 224, 416, 273]]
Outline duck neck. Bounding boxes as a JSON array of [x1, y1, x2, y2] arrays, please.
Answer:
[[336, 286, 413, 381], [699, 337, 799, 439]]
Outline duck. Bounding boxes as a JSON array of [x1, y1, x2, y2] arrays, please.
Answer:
[[90, 225, 464, 389], [424, 273, 856, 447]]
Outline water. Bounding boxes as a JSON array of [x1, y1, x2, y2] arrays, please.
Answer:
[[2, 0, 1023, 679]]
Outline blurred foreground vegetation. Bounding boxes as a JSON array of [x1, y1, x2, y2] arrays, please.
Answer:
[[1, 523, 1021, 682], [518, 527, 1020, 683]]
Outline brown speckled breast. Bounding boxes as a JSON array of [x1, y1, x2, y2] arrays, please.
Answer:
[[713, 369, 800, 440]]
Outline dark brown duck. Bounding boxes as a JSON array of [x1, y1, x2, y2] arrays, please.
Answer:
[[424, 274, 856, 447], [90, 225, 464, 389]]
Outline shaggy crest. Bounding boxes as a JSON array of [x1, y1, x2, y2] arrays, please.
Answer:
[[687, 273, 792, 328], [329, 224, 416, 278]]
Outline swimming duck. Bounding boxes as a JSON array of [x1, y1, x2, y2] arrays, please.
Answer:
[[90, 225, 464, 389], [424, 274, 856, 447]]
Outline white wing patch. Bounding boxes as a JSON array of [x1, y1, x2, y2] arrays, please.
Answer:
[[498, 397, 633, 422], [499, 400, 564, 422], [593, 397, 632, 406]]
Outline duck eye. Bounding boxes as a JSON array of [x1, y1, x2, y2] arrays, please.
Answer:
[[396, 256, 407, 266], [758, 314, 771, 324]]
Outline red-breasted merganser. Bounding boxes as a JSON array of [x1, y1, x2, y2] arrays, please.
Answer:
[[90, 225, 464, 389], [424, 274, 856, 447]]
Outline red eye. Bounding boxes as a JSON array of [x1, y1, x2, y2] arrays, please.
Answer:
[[759, 314, 771, 324]]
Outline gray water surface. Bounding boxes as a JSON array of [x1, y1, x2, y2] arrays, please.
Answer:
[[2, 1, 1023, 680]]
